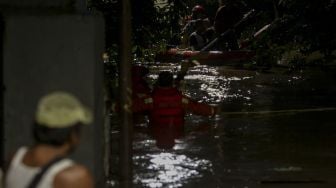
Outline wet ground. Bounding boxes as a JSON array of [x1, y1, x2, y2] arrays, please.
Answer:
[[110, 64, 336, 188]]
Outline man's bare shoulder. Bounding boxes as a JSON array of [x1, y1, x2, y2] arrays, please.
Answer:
[[54, 164, 94, 188]]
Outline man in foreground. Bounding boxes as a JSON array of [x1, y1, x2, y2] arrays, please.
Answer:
[[5, 91, 94, 188]]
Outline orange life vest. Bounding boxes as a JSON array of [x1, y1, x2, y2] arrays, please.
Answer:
[[150, 87, 185, 127]]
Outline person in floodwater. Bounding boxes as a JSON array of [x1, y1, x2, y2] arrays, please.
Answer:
[[132, 65, 151, 99], [5, 91, 94, 188], [133, 71, 218, 149], [131, 65, 152, 125]]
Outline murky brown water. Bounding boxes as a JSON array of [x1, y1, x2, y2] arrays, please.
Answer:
[[110, 64, 336, 188]]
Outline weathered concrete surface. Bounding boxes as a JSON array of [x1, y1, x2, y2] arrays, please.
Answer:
[[3, 13, 105, 186]]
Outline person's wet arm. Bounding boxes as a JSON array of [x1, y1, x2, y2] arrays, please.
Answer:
[[182, 96, 217, 116], [111, 96, 153, 113], [132, 96, 153, 113]]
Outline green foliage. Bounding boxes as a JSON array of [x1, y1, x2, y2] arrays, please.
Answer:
[[89, 0, 336, 68], [89, 0, 190, 63], [246, 0, 336, 67]]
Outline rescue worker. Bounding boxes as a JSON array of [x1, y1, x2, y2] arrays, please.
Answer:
[[203, 18, 216, 44], [189, 19, 207, 50], [181, 5, 208, 47], [190, 5, 207, 20], [131, 65, 151, 99], [5, 91, 94, 188], [131, 65, 152, 124], [133, 71, 218, 149]]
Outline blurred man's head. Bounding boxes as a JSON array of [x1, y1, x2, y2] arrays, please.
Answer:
[[157, 71, 174, 87], [33, 91, 92, 151]]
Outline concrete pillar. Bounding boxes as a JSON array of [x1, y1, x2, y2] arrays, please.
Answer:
[[0, 1, 106, 186]]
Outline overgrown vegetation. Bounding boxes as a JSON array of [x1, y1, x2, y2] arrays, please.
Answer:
[[247, 0, 336, 67], [89, 0, 191, 63], [89, 0, 336, 68]]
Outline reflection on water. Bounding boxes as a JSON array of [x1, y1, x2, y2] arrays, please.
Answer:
[[184, 66, 253, 103], [134, 152, 212, 188], [129, 64, 336, 188]]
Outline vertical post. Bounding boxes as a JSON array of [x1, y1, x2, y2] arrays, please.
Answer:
[[119, 0, 133, 187], [0, 15, 4, 170]]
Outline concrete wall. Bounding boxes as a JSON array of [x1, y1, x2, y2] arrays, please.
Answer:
[[2, 13, 105, 186]]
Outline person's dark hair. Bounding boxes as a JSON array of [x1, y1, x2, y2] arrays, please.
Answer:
[[157, 71, 174, 87], [33, 122, 82, 146]]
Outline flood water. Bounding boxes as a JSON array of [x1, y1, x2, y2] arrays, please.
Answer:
[[111, 64, 336, 188]]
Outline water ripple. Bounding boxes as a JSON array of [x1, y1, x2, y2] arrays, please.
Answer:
[[134, 152, 212, 188], [183, 66, 253, 103]]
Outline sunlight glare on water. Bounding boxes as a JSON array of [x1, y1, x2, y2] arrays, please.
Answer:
[[134, 152, 212, 188], [184, 66, 253, 103], [129, 65, 336, 188]]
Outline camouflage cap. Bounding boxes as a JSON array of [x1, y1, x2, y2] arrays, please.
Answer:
[[36, 91, 93, 128]]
